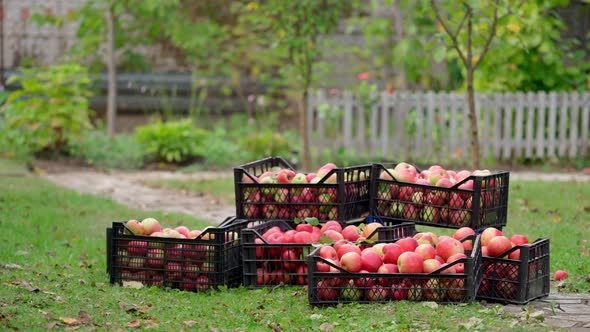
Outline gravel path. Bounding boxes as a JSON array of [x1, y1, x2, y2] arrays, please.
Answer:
[[42, 170, 235, 225]]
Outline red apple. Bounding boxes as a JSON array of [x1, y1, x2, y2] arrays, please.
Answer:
[[140, 218, 160, 235], [276, 169, 296, 184], [554, 270, 568, 281], [396, 237, 419, 253], [316, 258, 338, 273], [382, 243, 403, 264], [323, 229, 344, 242], [175, 226, 190, 238], [295, 223, 313, 233], [126, 220, 146, 236], [319, 245, 338, 261], [282, 249, 300, 270], [362, 223, 382, 241], [340, 252, 362, 272], [360, 250, 383, 272], [436, 238, 464, 261], [293, 231, 313, 244], [509, 234, 529, 245], [321, 220, 342, 233], [423, 259, 442, 273], [341, 225, 360, 241], [423, 279, 445, 301], [337, 243, 362, 259], [366, 284, 389, 301], [414, 244, 436, 261], [453, 227, 476, 240], [481, 227, 503, 246], [487, 236, 513, 257], [397, 252, 424, 273], [446, 253, 468, 273]]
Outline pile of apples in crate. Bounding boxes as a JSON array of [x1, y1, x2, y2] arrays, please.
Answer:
[[242, 162, 366, 220], [253, 220, 383, 285], [312, 227, 478, 302], [116, 218, 238, 291], [376, 162, 499, 225]]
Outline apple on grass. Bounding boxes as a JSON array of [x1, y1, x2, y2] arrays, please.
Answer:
[[554, 270, 568, 281]]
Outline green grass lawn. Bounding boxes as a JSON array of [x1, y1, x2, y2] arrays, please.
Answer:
[[145, 177, 236, 205], [0, 161, 585, 331]]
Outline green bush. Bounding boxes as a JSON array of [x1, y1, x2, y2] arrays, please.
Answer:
[[199, 127, 250, 168], [0, 63, 93, 156], [136, 119, 207, 163], [239, 129, 293, 160], [68, 129, 147, 170]]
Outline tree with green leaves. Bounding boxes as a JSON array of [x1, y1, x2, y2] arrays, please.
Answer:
[[430, 0, 499, 169], [244, 1, 349, 170]]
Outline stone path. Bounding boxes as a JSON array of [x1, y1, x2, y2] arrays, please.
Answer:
[[503, 293, 590, 330], [41, 170, 235, 224]]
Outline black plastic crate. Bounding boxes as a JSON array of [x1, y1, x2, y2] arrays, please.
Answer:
[[370, 163, 510, 230], [106, 217, 253, 291], [241, 218, 416, 288], [234, 157, 372, 222], [307, 234, 483, 305], [477, 238, 550, 304]]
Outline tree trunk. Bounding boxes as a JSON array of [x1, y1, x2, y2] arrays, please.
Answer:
[[300, 89, 311, 171], [392, 0, 407, 90], [106, 6, 117, 138], [466, 67, 481, 169]]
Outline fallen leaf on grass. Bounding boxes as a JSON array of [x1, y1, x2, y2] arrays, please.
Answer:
[[268, 323, 282, 332], [584, 206, 590, 212], [127, 320, 141, 328], [61, 317, 78, 325], [184, 320, 197, 327], [2, 263, 23, 270], [59, 311, 91, 326], [139, 305, 152, 314], [319, 322, 334, 331], [20, 281, 39, 292], [581, 240, 588, 257], [550, 215, 561, 223], [459, 317, 483, 330], [41, 310, 53, 320], [422, 301, 438, 309], [47, 322, 59, 329], [122, 281, 143, 289]]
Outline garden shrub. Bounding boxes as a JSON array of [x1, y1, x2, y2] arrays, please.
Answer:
[[239, 129, 292, 161], [136, 119, 207, 163], [0, 63, 93, 157], [68, 129, 147, 170]]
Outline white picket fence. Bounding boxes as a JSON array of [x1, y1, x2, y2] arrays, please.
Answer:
[[307, 90, 590, 162]]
